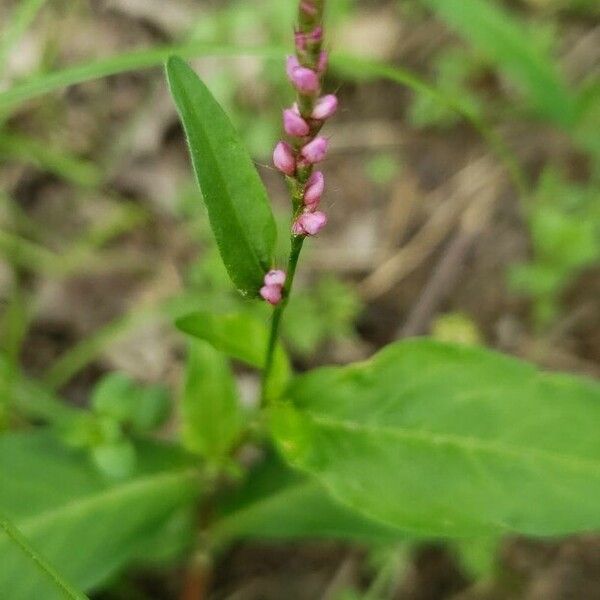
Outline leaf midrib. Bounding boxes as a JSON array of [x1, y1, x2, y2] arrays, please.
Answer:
[[305, 412, 600, 474], [0, 518, 87, 599], [14, 468, 197, 536]]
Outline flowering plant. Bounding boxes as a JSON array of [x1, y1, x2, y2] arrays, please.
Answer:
[[1, 1, 600, 597], [167, 0, 600, 544]]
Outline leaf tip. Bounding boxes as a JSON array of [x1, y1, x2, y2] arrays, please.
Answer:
[[165, 55, 190, 89], [165, 54, 184, 71], [175, 314, 194, 336]]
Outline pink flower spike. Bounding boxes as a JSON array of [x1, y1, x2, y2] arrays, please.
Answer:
[[304, 171, 325, 210], [283, 108, 310, 137], [293, 211, 328, 236], [260, 285, 283, 306], [301, 136, 328, 164], [317, 51, 329, 74], [273, 141, 296, 176], [264, 269, 286, 287], [289, 66, 320, 94], [312, 94, 338, 120]]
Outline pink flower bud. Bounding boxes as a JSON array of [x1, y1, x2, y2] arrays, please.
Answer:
[[312, 94, 338, 120], [300, 137, 328, 164], [317, 51, 329, 74], [294, 31, 307, 53], [286, 56, 301, 80], [283, 108, 310, 137], [307, 26, 323, 43], [289, 66, 320, 94], [303, 171, 325, 210], [264, 269, 286, 287], [300, 1, 317, 17], [273, 141, 296, 175], [260, 285, 283, 305], [293, 210, 328, 236]]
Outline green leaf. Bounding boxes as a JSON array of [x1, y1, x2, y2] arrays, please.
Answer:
[[91, 373, 138, 423], [214, 453, 403, 544], [166, 56, 277, 297], [176, 311, 290, 398], [131, 385, 171, 433], [91, 373, 171, 433], [91, 438, 137, 480], [423, 0, 576, 126], [271, 339, 600, 537], [0, 517, 87, 600], [0, 431, 199, 592], [181, 341, 244, 461]]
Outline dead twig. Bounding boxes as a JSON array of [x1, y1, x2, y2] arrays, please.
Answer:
[[359, 157, 498, 301], [400, 168, 501, 337]]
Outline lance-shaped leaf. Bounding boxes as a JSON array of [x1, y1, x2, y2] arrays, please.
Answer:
[[271, 339, 600, 537], [166, 56, 276, 297], [181, 340, 244, 461], [0, 432, 199, 592]]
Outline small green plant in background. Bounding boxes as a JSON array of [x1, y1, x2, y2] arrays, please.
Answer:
[[0, 0, 599, 598], [406, 0, 600, 331], [510, 169, 600, 327], [61, 373, 171, 479], [408, 47, 487, 129]]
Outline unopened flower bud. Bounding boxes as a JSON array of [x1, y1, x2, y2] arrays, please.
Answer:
[[317, 51, 329, 74], [300, 136, 328, 164], [307, 26, 323, 43], [289, 65, 320, 94], [303, 171, 325, 210], [264, 269, 286, 287], [300, 0, 317, 17], [273, 141, 296, 175], [286, 55, 301, 80], [283, 108, 310, 137], [293, 210, 328, 236], [312, 94, 338, 121], [260, 285, 283, 305], [294, 31, 307, 53]]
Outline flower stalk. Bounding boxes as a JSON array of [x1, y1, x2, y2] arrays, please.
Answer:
[[261, 0, 336, 402]]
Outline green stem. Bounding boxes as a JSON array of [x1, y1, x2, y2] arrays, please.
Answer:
[[261, 235, 305, 403]]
